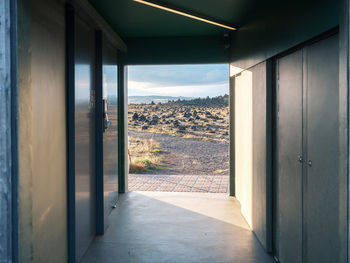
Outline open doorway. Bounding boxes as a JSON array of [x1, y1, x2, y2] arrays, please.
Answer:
[[126, 64, 230, 193]]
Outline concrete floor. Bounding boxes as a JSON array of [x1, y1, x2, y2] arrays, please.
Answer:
[[81, 192, 274, 263]]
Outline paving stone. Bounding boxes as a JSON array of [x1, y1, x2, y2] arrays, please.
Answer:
[[129, 174, 229, 193]]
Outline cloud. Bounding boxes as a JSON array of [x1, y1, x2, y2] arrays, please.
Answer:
[[128, 64, 229, 87], [127, 64, 229, 97], [128, 80, 228, 97]]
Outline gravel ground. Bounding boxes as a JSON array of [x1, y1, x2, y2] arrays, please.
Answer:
[[129, 130, 229, 175]]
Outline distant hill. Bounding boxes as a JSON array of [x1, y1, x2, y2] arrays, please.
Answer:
[[166, 94, 229, 107], [128, 94, 229, 107], [128, 95, 195, 104]]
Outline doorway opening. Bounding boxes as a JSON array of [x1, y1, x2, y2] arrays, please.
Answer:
[[126, 64, 230, 193]]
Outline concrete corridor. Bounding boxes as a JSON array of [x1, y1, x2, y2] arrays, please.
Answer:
[[81, 192, 273, 263]]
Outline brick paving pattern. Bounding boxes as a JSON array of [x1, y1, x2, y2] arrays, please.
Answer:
[[129, 174, 229, 193]]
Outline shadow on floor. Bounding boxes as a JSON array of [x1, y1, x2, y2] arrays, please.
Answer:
[[81, 192, 273, 263]]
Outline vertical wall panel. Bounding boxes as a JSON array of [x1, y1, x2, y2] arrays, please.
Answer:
[[338, 0, 348, 260], [18, 0, 67, 261], [0, 0, 13, 261], [252, 62, 270, 251], [74, 15, 96, 262], [234, 69, 253, 227], [233, 62, 272, 251]]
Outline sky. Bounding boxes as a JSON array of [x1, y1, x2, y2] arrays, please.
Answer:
[[128, 64, 229, 98]]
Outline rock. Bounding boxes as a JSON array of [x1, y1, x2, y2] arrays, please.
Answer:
[[183, 112, 192, 118], [139, 114, 146, 121], [149, 116, 159, 125], [132, 112, 139, 121], [177, 125, 186, 131], [173, 120, 179, 127], [195, 116, 201, 120]]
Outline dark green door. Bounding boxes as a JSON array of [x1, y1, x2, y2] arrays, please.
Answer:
[[276, 33, 340, 263], [276, 49, 303, 263], [304, 34, 340, 263]]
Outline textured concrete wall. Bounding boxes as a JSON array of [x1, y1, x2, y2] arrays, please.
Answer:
[[17, 0, 67, 261], [251, 62, 270, 251], [233, 62, 271, 251], [234, 69, 253, 227], [0, 0, 12, 261]]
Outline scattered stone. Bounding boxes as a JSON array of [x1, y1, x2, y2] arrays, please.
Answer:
[[184, 112, 192, 118], [178, 125, 186, 131], [132, 112, 139, 121], [139, 115, 146, 121], [149, 116, 159, 125]]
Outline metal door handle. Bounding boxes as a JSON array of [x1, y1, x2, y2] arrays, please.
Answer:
[[308, 160, 312, 167], [103, 98, 111, 132], [298, 155, 303, 163]]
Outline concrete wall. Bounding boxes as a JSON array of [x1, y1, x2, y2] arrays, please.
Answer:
[[233, 69, 253, 227], [17, 0, 67, 261], [232, 62, 271, 251], [251, 62, 271, 252], [230, 0, 338, 70]]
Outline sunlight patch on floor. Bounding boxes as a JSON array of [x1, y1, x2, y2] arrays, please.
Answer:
[[136, 191, 250, 230]]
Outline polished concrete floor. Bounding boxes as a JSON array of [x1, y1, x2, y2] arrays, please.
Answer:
[[81, 192, 274, 263]]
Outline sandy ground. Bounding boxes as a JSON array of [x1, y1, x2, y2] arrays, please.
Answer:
[[129, 130, 229, 176]]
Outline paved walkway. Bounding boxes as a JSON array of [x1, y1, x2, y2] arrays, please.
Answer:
[[128, 174, 229, 193]]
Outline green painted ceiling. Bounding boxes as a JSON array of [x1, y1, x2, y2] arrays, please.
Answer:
[[88, 0, 256, 37]]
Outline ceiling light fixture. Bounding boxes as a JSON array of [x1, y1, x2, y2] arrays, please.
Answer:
[[133, 0, 237, 31]]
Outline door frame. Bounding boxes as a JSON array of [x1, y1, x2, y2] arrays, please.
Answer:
[[65, 4, 76, 262]]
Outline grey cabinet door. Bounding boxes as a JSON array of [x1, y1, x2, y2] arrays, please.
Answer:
[[304, 34, 340, 263], [276, 50, 303, 263], [75, 16, 96, 262]]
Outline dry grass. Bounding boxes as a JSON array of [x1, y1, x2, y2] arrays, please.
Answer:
[[129, 137, 167, 173]]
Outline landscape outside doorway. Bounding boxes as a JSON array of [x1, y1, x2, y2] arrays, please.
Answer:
[[127, 64, 229, 193]]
